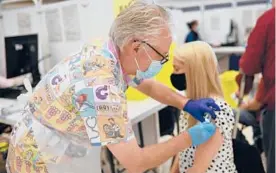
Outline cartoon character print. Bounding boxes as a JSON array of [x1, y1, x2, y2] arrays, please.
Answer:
[[15, 156, 22, 171], [81, 45, 98, 60], [85, 117, 100, 142], [24, 131, 36, 145], [73, 88, 96, 117], [107, 77, 116, 85], [24, 150, 34, 160], [114, 64, 128, 92], [67, 120, 78, 133], [83, 55, 112, 76], [51, 74, 67, 94], [7, 42, 135, 173], [29, 103, 37, 114], [66, 116, 86, 136], [68, 53, 81, 68], [75, 94, 88, 112], [45, 84, 55, 102], [56, 111, 72, 124], [84, 77, 97, 87], [45, 106, 61, 120], [58, 86, 78, 114], [101, 43, 114, 59], [95, 103, 121, 116], [25, 160, 32, 173], [82, 61, 101, 75], [34, 166, 43, 173], [109, 86, 120, 103], [112, 64, 121, 86], [31, 88, 49, 113], [77, 124, 86, 133], [68, 54, 84, 83], [70, 68, 84, 84], [95, 85, 108, 101], [84, 77, 115, 88], [103, 118, 124, 139], [93, 85, 121, 104]]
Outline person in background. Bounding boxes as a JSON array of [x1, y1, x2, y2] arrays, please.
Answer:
[[220, 19, 239, 47], [6, 2, 220, 173], [236, 4, 275, 173], [170, 41, 237, 173], [185, 20, 200, 43], [234, 74, 263, 152]]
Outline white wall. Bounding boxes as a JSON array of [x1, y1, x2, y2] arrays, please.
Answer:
[[0, 0, 114, 77], [0, 0, 271, 77], [233, 3, 268, 45], [160, 0, 270, 45]]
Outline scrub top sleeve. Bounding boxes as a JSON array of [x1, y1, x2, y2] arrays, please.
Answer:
[[83, 83, 135, 147]]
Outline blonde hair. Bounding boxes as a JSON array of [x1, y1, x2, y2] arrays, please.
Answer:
[[174, 41, 223, 127], [109, 1, 171, 49]]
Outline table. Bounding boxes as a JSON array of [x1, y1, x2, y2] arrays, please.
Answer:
[[213, 46, 245, 55]]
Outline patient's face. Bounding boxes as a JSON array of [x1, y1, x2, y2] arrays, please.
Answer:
[[173, 57, 187, 74]]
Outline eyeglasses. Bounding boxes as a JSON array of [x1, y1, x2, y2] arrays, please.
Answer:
[[136, 40, 169, 65]]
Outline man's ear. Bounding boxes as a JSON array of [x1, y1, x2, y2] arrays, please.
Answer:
[[131, 40, 141, 53]]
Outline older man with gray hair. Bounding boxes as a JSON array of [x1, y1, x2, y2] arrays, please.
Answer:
[[6, 1, 220, 173]]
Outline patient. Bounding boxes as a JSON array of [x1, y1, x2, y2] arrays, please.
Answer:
[[170, 41, 237, 173]]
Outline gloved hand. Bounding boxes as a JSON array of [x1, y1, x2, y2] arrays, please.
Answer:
[[183, 98, 220, 122], [187, 122, 216, 146]]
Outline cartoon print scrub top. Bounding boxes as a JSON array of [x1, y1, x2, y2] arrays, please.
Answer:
[[6, 41, 135, 173]]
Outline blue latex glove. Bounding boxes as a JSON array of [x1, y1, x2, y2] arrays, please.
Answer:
[[187, 122, 216, 146], [183, 98, 220, 122]]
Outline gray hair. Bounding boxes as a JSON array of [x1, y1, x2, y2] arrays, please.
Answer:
[[109, 1, 171, 49]]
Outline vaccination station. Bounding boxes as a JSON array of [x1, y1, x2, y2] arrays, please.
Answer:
[[0, 0, 274, 172]]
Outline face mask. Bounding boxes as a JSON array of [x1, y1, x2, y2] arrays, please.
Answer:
[[170, 73, 187, 91], [134, 47, 163, 80]]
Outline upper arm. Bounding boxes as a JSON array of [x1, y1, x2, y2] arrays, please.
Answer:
[[240, 16, 267, 75], [193, 129, 223, 171], [193, 100, 234, 171]]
